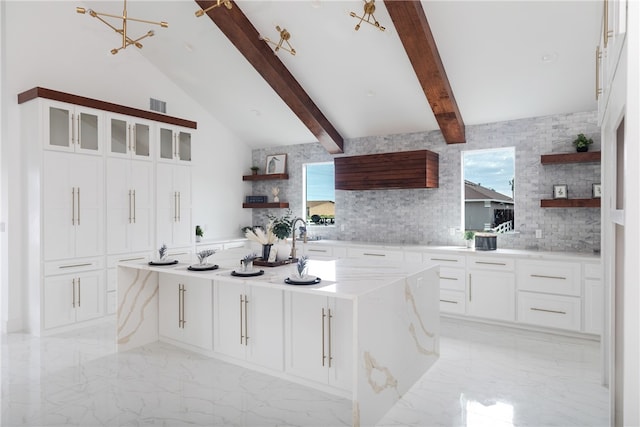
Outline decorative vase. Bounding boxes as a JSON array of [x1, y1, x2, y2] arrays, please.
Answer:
[[275, 241, 291, 262], [577, 146, 588, 152], [241, 259, 253, 272], [262, 244, 273, 261], [196, 235, 201, 242], [465, 239, 473, 249]]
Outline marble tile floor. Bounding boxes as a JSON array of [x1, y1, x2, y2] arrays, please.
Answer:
[[1, 317, 609, 427]]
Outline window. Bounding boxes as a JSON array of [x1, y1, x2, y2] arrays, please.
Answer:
[[303, 162, 335, 226], [462, 147, 515, 233]]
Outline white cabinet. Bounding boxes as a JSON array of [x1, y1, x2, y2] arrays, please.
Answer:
[[423, 252, 467, 314], [156, 163, 192, 248], [285, 292, 352, 392], [43, 100, 103, 155], [44, 269, 104, 329], [516, 260, 582, 332], [467, 257, 515, 322], [106, 157, 153, 254], [106, 113, 153, 160], [43, 151, 104, 261], [158, 125, 192, 163], [158, 274, 212, 350], [584, 262, 603, 335], [214, 281, 284, 371]]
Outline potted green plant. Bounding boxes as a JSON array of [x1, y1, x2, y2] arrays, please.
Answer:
[[195, 225, 204, 242], [267, 209, 294, 240], [250, 166, 260, 175], [463, 230, 475, 248], [572, 133, 594, 152]]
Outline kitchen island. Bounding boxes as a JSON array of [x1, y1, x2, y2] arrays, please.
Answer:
[[117, 248, 439, 426]]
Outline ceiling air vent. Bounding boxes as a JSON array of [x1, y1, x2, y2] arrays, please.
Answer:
[[150, 98, 166, 114]]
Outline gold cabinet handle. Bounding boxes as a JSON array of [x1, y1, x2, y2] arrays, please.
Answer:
[[128, 190, 132, 224], [530, 274, 567, 280], [244, 295, 249, 345], [181, 285, 186, 327], [178, 284, 182, 328], [72, 278, 76, 308], [77, 187, 80, 225], [321, 308, 326, 367], [77, 277, 81, 307], [440, 299, 459, 304], [327, 308, 333, 368], [308, 249, 327, 253], [363, 252, 385, 257], [604, 0, 611, 48], [59, 262, 93, 269], [178, 192, 181, 222], [439, 275, 458, 281], [474, 261, 506, 266], [239, 294, 244, 344], [530, 307, 566, 315], [133, 190, 136, 223], [118, 257, 146, 262], [596, 46, 603, 100], [173, 192, 178, 222], [71, 188, 76, 225], [430, 258, 458, 263]]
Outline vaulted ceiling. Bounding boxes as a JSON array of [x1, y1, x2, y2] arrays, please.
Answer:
[[78, 0, 601, 151]]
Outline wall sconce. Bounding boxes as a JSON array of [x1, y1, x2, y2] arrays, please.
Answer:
[[260, 26, 296, 56], [76, 0, 168, 55], [195, 0, 233, 17], [349, 0, 386, 32]]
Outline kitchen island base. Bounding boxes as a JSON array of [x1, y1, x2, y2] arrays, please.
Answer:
[[117, 256, 439, 426]]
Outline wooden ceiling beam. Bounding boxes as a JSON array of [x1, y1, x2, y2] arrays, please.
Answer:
[[384, 0, 466, 144], [195, 0, 344, 154]]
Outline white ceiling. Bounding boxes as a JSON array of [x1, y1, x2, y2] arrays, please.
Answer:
[[80, 0, 602, 150]]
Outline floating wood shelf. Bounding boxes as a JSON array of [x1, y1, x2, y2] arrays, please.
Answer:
[[540, 199, 601, 208], [540, 151, 601, 164], [242, 202, 289, 209], [335, 149, 439, 190], [242, 173, 289, 181]]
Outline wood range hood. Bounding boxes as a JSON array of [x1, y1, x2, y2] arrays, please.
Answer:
[[334, 150, 439, 191]]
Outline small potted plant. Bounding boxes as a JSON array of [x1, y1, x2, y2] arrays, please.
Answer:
[[463, 230, 475, 248], [250, 166, 260, 175], [195, 225, 204, 242], [572, 133, 594, 152]]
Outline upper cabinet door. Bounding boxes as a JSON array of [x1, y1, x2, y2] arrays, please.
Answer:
[[157, 125, 192, 164], [107, 114, 153, 161], [44, 101, 103, 155]]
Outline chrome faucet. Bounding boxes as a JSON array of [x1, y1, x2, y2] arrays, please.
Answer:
[[290, 217, 307, 259]]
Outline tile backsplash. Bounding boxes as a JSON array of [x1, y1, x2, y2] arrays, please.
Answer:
[[250, 111, 600, 253]]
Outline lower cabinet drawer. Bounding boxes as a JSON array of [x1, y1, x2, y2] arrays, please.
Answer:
[[517, 292, 581, 331], [438, 267, 466, 291], [440, 290, 466, 314]]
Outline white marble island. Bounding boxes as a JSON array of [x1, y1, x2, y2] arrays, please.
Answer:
[[117, 248, 439, 426]]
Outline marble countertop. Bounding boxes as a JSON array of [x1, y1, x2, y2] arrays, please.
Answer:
[[299, 239, 600, 261], [119, 247, 434, 300]]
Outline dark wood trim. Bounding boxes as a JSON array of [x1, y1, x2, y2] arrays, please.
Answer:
[[242, 173, 289, 181], [540, 199, 601, 208], [384, 1, 465, 144], [17, 87, 197, 129], [540, 151, 601, 164], [242, 202, 290, 208], [195, 0, 343, 154]]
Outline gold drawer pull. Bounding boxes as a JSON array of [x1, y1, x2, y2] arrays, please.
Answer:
[[439, 276, 458, 281], [363, 253, 385, 257], [530, 307, 566, 315], [475, 261, 507, 266], [430, 258, 458, 262], [440, 299, 459, 304], [59, 263, 93, 269], [531, 274, 567, 280], [308, 249, 327, 253]]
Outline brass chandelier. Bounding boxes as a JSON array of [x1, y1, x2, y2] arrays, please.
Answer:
[[350, 0, 386, 32], [76, 0, 168, 55], [260, 26, 296, 56], [195, 0, 233, 17]]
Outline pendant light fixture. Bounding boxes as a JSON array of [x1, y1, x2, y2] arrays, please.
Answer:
[[349, 0, 386, 32], [260, 26, 296, 56], [195, 0, 233, 17], [76, 0, 168, 55]]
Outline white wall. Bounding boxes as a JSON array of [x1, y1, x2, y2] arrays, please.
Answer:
[[0, 1, 252, 331]]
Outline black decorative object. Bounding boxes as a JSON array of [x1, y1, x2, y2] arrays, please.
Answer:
[[285, 277, 321, 285], [231, 270, 265, 277], [474, 233, 497, 251]]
